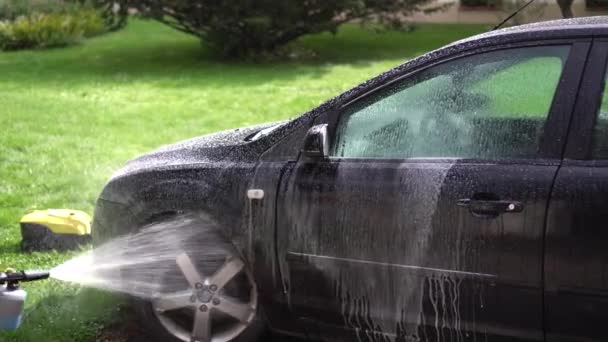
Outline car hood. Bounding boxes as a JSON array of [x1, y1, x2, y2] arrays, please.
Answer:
[[111, 121, 282, 179]]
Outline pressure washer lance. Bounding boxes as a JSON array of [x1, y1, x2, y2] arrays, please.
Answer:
[[0, 269, 50, 331]]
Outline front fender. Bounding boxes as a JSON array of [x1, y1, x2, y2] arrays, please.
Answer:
[[93, 164, 254, 248]]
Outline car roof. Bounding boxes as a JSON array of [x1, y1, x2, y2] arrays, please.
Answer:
[[454, 16, 608, 46], [491, 15, 608, 33]]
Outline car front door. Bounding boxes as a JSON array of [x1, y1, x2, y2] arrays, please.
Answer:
[[277, 41, 588, 341]]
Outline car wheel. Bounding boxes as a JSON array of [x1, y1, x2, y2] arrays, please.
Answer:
[[130, 235, 264, 342]]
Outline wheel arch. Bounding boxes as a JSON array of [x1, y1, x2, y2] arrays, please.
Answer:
[[93, 172, 250, 260]]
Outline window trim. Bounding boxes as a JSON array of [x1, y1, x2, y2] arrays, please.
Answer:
[[323, 157, 561, 167], [564, 40, 608, 160], [315, 39, 590, 164]]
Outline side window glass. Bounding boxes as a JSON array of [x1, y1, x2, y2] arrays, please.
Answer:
[[331, 46, 570, 159], [591, 69, 608, 159]]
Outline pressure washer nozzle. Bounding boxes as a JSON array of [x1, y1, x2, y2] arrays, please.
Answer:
[[0, 270, 50, 286]]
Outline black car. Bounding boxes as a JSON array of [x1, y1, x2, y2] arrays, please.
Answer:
[[94, 16, 608, 342]]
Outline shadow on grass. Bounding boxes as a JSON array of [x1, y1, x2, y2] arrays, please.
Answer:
[[3, 285, 319, 342], [0, 20, 487, 88], [0, 288, 126, 342], [0, 240, 21, 254]]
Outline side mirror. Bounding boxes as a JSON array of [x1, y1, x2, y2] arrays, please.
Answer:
[[302, 124, 329, 160]]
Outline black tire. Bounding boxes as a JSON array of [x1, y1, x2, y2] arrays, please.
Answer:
[[133, 297, 265, 342]]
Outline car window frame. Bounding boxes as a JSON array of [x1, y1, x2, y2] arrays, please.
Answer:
[[563, 39, 608, 164], [314, 39, 591, 166]]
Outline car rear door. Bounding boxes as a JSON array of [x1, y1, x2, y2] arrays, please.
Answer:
[[545, 39, 608, 342], [277, 41, 589, 341]]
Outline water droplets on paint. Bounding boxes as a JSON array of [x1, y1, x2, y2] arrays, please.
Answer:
[[50, 214, 231, 299]]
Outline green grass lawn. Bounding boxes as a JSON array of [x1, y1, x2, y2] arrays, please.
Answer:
[[0, 19, 485, 341]]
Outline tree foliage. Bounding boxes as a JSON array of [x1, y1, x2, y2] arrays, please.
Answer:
[[97, 0, 446, 57], [88, 0, 127, 31]]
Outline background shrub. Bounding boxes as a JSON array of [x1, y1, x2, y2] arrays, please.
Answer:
[[0, 0, 83, 21], [0, 0, 106, 50], [98, 0, 448, 58]]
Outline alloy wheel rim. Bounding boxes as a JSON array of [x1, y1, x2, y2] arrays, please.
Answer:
[[152, 253, 258, 342]]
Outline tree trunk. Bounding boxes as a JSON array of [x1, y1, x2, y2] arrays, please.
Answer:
[[557, 0, 574, 18]]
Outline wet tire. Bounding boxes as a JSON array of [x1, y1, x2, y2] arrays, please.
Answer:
[[125, 215, 265, 342], [134, 298, 264, 342]]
